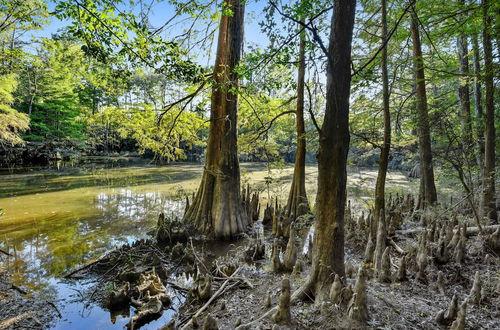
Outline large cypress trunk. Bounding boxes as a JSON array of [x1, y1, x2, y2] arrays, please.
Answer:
[[410, 4, 437, 207], [184, 0, 249, 239], [373, 0, 391, 271], [285, 25, 310, 221], [481, 0, 497, 221], [294, 0, 356, 302]]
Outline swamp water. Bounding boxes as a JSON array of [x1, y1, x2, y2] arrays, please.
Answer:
[[0, 158, 414, 329]]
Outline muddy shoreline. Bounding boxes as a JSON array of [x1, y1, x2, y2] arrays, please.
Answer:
[[1, 197, 499, 329]]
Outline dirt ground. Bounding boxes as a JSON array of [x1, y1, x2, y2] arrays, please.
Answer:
[[184, 232, 499, 329], [0, 267, 57, 329]]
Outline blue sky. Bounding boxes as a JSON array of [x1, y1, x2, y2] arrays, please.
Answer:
[[31, 0, 273, 63]]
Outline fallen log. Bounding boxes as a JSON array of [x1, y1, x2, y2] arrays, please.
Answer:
[[396, 225, 499, 237]]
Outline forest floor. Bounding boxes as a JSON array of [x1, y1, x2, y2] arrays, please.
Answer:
[[49, 198, 499, 330], [0, 268, 58, 328]]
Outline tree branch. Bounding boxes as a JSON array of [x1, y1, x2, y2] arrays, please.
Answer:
[[305, 83, 321, 134], [351, 0, 416, 77]]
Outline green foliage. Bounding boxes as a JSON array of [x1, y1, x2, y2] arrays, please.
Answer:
[[0, 0, 49, 74], [0, 74, 29, 145], [54, 0, 205, 82], [87, 104, 207, 160], [19, 38, 88, 140]]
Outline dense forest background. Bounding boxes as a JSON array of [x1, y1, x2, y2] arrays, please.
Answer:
[[2, 0, 496, 171]]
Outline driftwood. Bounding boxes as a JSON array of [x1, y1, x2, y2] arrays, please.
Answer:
[[10, 284, 28, 295], [180, 267, 242, 330], [397, 225, 499, 236], [0, 311, 34, 329]]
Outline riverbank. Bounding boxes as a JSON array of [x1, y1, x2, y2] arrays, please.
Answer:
[[0, 267, 57, 328]]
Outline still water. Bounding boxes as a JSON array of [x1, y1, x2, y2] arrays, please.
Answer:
[[0, 158, 211, 329]]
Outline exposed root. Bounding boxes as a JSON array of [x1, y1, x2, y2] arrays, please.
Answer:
[[347, 267, 369, 324], [436, 294, 458, 326], [272, 278, 291, 325]]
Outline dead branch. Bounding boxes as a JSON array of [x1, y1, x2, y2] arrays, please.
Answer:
[[63, 254, 109, 278], [388, 238, 407, 254], [179, 266, 243, 330], [0, 248, 12, 256]]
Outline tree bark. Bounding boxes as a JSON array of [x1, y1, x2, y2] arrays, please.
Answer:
[[285, 22, 310, 221], [481, 0, 497, 222], [457, 0, 473, 147], [293, 0, 356, 302], [472, 34, 485, 171], [184, 0, 249, 239], [410, 4, 437, 207], [374, 0, 391, 271]]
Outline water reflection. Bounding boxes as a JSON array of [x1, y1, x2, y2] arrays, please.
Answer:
[[0, 170, 186, 329], [1, 189, 185, 287]]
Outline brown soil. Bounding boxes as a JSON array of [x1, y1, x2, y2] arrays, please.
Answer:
[[0, 268, 57, 329]]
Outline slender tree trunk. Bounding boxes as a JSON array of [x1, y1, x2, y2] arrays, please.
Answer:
[[472, 34, 485, 171], [285, 23, 310, 221], [457, 0, 473, 147], [410, 4, 437, 207], [374, 0, 391, 271], [184, 0, 249, 238], [294, 0, 356, 302], [481, 0, 497, 221]]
